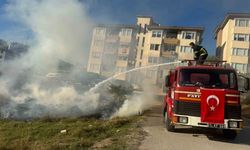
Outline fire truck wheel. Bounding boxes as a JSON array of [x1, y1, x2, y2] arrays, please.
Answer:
[[164, 111, 175, 132], [222, 129, 237, 140]]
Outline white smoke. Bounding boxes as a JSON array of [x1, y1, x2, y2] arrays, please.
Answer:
[[111, 80, 162, 118], [0, 0, 164, 120], [5, 0, 92, 70], [0, 0, 99, 119], [111, 94, 159, 118], [0, 81, 100, 119]]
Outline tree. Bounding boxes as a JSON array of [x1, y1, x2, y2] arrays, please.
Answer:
[[0, 39, 8, 53], [5, 42, 28, 60], [109, 84, 133, 101], [108, 80, 133, 108]]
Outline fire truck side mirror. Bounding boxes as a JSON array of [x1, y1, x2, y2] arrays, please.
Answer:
[[165, 75, 170, 87]]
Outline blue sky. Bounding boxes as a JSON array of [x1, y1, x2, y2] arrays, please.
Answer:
[[1, 0, 250, 55]]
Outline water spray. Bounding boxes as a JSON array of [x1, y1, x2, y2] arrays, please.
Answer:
[[89, 61, 182, 93]]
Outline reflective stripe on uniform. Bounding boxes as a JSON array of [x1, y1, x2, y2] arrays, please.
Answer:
[[200, 48, 207, 55], [200, 53, 207, 56]]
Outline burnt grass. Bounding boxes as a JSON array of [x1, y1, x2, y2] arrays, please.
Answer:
[[0, 116, 145, 150]]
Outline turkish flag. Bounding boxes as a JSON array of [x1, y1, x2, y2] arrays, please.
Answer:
[[200, 89, 225, 124]]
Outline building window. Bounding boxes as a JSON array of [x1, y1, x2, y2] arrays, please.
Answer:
[[140, 50, 143, 59], [148, 56, 158, 64], [152, 30, 162, 37], [235, 18, 250, 27], [95, 28, 105, 35], [106, 29, 118, 37], [164, 44, 176, 52], [165, 32, 177, 38], [231, 63, 247, 73], [150, 44, 160, 51], [182, 31, 195, 39], [89, 64, 100, 72], [234, 34, 249, 41], [142, 37, 145, 47], [139, 24, 142, 33], [118, 55, 128, 61], [92, 52, 102, 58], [232, 48, 249, 56], [144, 24, 147, 34], [120, 29, 132, 36], [180, 46, 192, 53], [93, 40, 103, 47]]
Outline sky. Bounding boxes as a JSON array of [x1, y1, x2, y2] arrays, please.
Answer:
[[1, 0, 250, 55]]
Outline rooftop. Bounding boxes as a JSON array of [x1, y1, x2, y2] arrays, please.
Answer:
[[136, 15, 153, 19], [95, 24, 137, 29], [214, 13, 250, 35]]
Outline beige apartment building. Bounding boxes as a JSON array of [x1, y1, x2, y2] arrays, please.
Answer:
[[87, 24, 137, 80], [87, 16, 204, 92], [135, 16, 203, 91], [215, 13, 250, 74]]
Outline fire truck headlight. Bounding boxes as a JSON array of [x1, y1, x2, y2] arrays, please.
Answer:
[[179, 116, 188, 124], [228, 121, 238, 128]]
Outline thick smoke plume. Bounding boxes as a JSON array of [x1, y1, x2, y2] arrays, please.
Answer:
[[0, 0, 100, 119], [0, 0, 160, 120], [5, 0, 92, 69]]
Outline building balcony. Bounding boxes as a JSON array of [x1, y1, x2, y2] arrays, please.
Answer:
[[118, 48, 129, 54], [163, 38, 180, 45], [161, 51, 177, 58], [119, 36, 132, 43]]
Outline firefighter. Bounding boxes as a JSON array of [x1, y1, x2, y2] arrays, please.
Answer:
[[189, 42, 208, 65]]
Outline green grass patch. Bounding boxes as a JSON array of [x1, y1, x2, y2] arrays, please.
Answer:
[[0, 116, 145, 150]]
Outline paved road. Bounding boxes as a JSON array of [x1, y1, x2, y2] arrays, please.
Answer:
[[139, 104, 250, 150]]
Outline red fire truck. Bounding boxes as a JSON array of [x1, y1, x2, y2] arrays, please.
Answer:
[[163, 60, 250, 139]]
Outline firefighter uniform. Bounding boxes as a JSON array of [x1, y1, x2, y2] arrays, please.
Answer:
[[191, 44, 208, 65]]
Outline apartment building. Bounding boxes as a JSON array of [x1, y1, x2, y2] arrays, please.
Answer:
[[87, 16, 204, 92], [215, 13, 250, 74], [135, 16, 203, 91], [87, 24, 137, 80]]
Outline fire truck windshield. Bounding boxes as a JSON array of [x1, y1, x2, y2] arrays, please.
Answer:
[[179, 68, 237, 89]]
